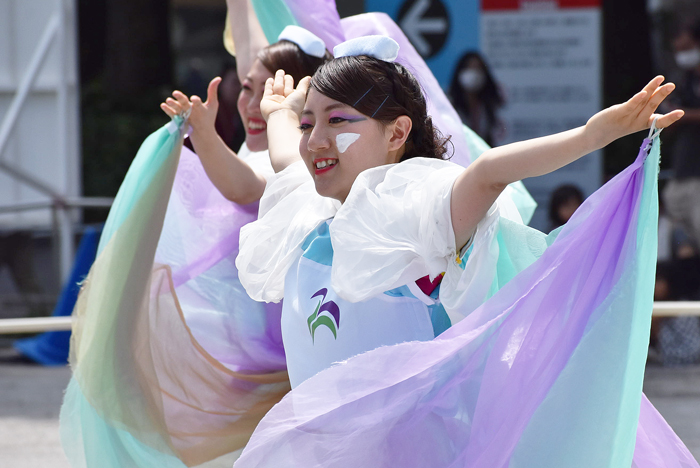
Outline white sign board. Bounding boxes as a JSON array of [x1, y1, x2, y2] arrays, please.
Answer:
[[0, 0, 80, 229], [481, 0, 602, 230]]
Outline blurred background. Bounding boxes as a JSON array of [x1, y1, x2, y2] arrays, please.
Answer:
[[2, 0, 700, 465]]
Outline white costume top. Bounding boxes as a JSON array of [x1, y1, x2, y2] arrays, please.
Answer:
[[237, 158, 531, 386], [282, 220, 447, 387], [237, 142, 275, 178]]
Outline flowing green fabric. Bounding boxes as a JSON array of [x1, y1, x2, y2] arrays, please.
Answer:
[[61, 117, 291, 467], [61, 117, 187, 466], [98, 118, 185, 255], [511, 137, 660, 467], [250, 0, 298, 44]]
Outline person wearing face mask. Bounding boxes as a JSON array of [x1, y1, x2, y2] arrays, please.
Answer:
[[449, 51, 504, 146], [663, 21, 700, 253]]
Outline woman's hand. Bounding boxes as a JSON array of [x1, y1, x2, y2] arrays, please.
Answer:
[[260, 69, 311, 122], [585, 76, 685, 148], [160, 77, 222, 137]]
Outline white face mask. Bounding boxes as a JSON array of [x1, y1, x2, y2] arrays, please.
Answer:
[[676, 48, 700, 70], [458, 69, 486, 92]]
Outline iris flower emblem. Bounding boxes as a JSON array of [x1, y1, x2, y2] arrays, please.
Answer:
[[307, 288, 340, 341]]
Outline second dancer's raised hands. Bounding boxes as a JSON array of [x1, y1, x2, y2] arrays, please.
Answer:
[[260, 69, 311, 122], [160, 77, 222, 136]]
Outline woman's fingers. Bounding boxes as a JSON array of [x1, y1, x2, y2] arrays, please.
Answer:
[[160, 103, 177, 118], [641, 76, 665, 99], [264, 77, 274, 98], [622, 77, 680, 131], [645, 82, 676, 114], [284, 74, 294, 97], [165, 97, 182, 113], [626, 90, 648, 111], [172, 90, 191, 110], [651, 109, 685, 129], [272, 69, 286, 96], [626, 76, 665, 116], [205, 77, 222, 107], [635, 81, 677, 130], [296, 76, 311, 95]]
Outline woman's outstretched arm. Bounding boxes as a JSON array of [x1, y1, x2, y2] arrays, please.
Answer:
[[451, 76, 685, 249], [161, 79, 267, 205]]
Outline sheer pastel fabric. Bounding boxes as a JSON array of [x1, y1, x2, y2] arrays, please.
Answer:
[[61, 121, 291, 467], [234, 137, 698, 468], [236, 161, 339, 303]]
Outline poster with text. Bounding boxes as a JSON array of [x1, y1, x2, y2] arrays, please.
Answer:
[[481, 0, 602, 230]]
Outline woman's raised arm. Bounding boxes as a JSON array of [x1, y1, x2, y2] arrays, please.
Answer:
[[451, 76, 685, 249], [261, 70, 310, 173], [161, 78, 267, 205], [226, 0, 269, 85]]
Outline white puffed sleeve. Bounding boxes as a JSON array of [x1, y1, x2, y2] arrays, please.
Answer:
[[330, 158, 533, 321], [330, 158, 463, 302], [236, 161, 339, 302]]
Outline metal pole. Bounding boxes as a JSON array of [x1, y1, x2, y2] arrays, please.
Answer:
[[652, 302, 700, 317], [0, 197, 113, 215], [0, 160, 66, 200], [56, 204, 73, 285], [0, 10, 64, 200], [55, 0, 73, 285], [2, 302, 700, 335], [0, 14, 59, 159], [0, 316, 73, 334]]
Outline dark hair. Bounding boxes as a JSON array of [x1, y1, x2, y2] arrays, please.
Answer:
[[548, 184, 584, 228], [258, 40, 332, 84], [310, 55, 451, 161], [449, 51, 503, 146]]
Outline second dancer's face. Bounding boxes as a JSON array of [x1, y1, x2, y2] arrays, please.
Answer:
[[238, 59, 274, 152], [299, 89, 400, 203]]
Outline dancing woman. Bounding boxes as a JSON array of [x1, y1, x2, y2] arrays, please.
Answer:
[[232, 36, 695, 467]]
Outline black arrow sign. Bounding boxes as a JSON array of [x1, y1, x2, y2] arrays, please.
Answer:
[[398, 0, 450, 59]]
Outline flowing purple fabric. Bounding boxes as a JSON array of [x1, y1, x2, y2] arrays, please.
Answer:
[[157, 146, 286, 373], [232, 137, 698, 467], [283, 0, 345, 51], [164, 148, 257, 289], [635, 395, 698, 467]]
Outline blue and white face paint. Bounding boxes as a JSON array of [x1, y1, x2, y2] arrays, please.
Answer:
[[336, 133, 361, 153]]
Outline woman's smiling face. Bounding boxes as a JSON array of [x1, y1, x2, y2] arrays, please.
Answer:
[[299, 89, 405, 202], [237, 59, 274, 152]]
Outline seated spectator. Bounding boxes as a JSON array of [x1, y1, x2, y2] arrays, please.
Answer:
[[548, 184, 584, 232], [652, 202, 700, 365]]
